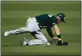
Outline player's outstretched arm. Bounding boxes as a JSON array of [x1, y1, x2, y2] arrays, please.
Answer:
[[53, 24, 62, 41], [53, 24, 68, 45]]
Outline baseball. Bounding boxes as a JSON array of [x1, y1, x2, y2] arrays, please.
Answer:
[[46, 42, 50, 46]]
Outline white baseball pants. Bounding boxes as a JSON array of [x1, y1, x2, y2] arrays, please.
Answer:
[[6, 17, 48, 45]]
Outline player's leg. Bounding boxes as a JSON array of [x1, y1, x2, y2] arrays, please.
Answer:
[[35, 31, 48, 44], [23, 17, 48, 45], [30, 31, 38, 39], [4, 27, 28, 36], [4, 17, 36, 36], [23, 31, 48, 45], [23, 38, 45, 45]]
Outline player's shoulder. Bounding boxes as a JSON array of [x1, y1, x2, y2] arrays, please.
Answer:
[[48, 14, 57, 19], [48, 14, 54, 17]]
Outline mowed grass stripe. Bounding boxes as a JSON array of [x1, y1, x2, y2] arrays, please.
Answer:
[[2, 43, 80, 55], [2, 1, 80, 11], [1, 1, 81, 4], [2, 11, 80, 19]]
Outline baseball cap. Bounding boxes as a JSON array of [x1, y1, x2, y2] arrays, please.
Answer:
[[56, 13, 66, 23]]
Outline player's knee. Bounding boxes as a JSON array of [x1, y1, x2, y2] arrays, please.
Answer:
[[42, 39, 48, 44]]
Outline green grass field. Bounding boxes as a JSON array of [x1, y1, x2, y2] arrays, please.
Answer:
[[1, 1, 81, 56]]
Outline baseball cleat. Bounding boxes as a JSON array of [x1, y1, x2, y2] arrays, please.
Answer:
[[23, 41, 28, 46], [23, 37, 29, 46], [4, 31, 10, 36]]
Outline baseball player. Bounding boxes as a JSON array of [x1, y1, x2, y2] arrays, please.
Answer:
[[4, 13, 68, 46]]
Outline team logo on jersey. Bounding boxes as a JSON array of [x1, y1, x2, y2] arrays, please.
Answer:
[[48, 14, 53, 17]]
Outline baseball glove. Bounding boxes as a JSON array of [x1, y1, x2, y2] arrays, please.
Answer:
[[56, 40, 68, 46], [56, 40, 63, 45], [63, 42, 68, 45]]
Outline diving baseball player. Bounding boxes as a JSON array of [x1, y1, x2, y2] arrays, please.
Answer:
[[4, 13, 68, 46]]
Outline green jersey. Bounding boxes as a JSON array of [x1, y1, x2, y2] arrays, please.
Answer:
[[35, 14, 58, 27]]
